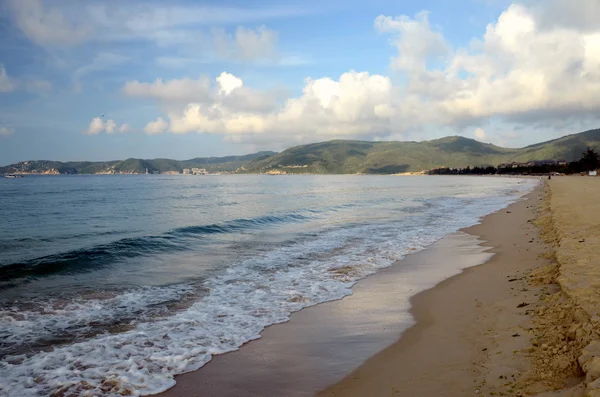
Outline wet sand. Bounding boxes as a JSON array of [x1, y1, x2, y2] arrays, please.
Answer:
[[160, 185, 551, 397], [160, 232, 494, 397]]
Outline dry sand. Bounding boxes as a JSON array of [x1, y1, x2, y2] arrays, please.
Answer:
[[160, 177, 600, 397]]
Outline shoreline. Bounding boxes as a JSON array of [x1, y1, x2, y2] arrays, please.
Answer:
[[320, 187, 550, 396], [319, 181, 588, 396], [158, 184, 541, 397]]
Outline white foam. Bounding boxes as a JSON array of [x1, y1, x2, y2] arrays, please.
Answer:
[[0, 285, 195, 356], [0, 178, 538, 397]]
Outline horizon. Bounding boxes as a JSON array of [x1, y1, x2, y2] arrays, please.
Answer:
[[1, 0, 600, 164]]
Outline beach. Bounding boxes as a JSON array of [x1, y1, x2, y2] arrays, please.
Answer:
[[159, 177, 600, 397], [322, 177, 600, 397], [158, 181, 563, 397]]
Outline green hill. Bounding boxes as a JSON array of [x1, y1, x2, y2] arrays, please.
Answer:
[[240, 128, 600, 174], [0, 152, 276, 175]]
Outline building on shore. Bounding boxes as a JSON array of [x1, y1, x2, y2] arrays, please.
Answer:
[[191, 168, 208, 175]]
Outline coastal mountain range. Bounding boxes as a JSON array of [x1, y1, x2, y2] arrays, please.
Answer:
[[2, 128, 600, 175]]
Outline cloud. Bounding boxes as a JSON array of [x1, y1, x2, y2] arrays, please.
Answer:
[[6, 0, 303, 47], [0, 65, 16, 93], [119, 123, 130, 133], [124, 72, 282, 113], [74, 53, 130, 84], [132, 71, 396, 143], [123, 76, 212, 103], [7, 0, 89, 46], [86, 117, 127, 135], [473, 127, 487, 141], [375, 11, 450, 72], [372, 4, 600, 133], [0, 127, 15, 136], [533, 0, 600, 32], [144, 118, 169, 135], [213, 26, 278, 61]]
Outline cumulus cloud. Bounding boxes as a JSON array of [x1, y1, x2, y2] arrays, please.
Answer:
[[0, 127, 15, 136], [86, 117, 127, 135], [130, 71, 396, 143], [144, 118, 169, 135], [0, 65, 16, 93], [124, 1, 600, 147], [119, 123, 130, 133]]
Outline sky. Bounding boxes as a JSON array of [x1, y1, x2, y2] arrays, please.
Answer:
[[0, 0, 600, 164]]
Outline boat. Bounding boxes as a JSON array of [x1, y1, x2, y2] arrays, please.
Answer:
[[4, 174, 23, 178]]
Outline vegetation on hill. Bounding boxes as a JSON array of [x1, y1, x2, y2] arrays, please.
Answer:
[[0, 152, 276, 175], [429, 147, 600, 175], [240, 129, 600, 174]]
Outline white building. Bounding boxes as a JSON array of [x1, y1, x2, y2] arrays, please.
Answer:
[[191, 168, 208, 175]]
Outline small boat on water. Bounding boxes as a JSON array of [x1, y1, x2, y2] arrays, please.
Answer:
[[4, 174, 23, 178]]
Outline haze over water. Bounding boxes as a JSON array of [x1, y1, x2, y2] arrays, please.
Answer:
[[0, 175, 536, 396]]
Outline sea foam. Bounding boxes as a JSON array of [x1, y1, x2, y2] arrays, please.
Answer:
[[0, 180, 538, 397]]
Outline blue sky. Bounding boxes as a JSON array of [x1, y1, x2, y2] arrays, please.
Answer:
[[0, 0, 599, 164]]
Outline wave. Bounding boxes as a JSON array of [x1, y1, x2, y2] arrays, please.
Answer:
[[0, 213, 311, 286], [0, 182, 538, 397]]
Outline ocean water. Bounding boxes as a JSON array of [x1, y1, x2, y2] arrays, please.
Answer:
[[0, 175, 537, 396]]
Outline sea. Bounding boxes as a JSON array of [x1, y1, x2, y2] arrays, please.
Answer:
[[0, 174, 537, 397]]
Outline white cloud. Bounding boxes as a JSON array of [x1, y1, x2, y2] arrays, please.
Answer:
[[213, 26, 278, 61], [131, 71, 396, 143], [87, 117, 105, 135], [104, 119, 117, 134], [144, 118, 169, 135], [123, 77, 212, 103], [473, 127, 487, 141], [0, 127, 15, 136], [0, 65, 16, 93], [216, 72, 243, 95], [119, 123, 130, 133], [375, 11, 450, 72], [86, 117, 127, 135]]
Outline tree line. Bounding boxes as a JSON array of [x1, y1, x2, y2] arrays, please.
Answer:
[[429, 148, 600, 175]]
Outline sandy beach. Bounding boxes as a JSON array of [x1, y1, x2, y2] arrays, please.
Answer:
[[158, 177, 600, 397]]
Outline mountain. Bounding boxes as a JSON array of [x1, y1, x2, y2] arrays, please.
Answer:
[[240, 128, 600, 174], [3, 128, 600, 175], [0, 152, 276, 175]]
